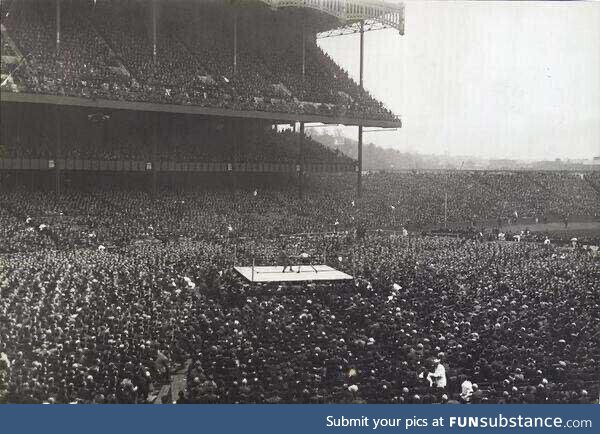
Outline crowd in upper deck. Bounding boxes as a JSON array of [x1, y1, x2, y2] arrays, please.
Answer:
[[1, 0, 397, 122]]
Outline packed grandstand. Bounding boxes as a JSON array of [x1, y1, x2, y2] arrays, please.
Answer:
[[1, 0, 599, 406], [1, 0, 397, 122]]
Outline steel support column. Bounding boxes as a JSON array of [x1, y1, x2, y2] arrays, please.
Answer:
[[56, 0, 61, 54], [301, 19, 306, 79], [298, 122, 304, 199], [55, 106, 61, 194], [232, 120, 238, 196], [357, 21, 364, 197], [152, 0, 157, 60], [152, 113, 158, 196], [233, 13, 238, 74], [55, 1, 62, 192], [357, 125, 362, 197]]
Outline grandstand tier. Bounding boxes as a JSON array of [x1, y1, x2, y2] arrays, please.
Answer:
[[0, 0, 402, 127], [0, 101, 357, 174]]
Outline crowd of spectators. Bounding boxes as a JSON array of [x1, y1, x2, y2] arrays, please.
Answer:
[[1, 168, 599, 405], [1, 0, 598, 407], [584, 171, 600, 196], [1, 0, 398, 122], [315, 171, 600, 229], [0, 171, 598, 254], [2, 0, 132, 98], [2, 222, 598, 403], [1, 128, 353, 165], [1, 26, 21, 80], [1, 105, 353, 165]]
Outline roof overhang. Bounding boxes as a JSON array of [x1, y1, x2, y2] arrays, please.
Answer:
[[259, 0, 405, 35], [1, 92, 402, 128]]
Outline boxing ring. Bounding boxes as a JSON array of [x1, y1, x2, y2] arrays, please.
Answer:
[[234, 264, 353, 283], [231, 234, 355, 282]]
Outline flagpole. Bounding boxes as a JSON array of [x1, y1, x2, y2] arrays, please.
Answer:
[[444, 191, 448, 229]]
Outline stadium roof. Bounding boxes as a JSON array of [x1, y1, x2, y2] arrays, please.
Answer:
[[258, 0, 405, 35]]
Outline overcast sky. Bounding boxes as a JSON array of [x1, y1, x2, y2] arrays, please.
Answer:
[[317, 0, 600, 160]]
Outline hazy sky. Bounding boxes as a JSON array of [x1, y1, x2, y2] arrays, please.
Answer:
[[317, 0, 600, 159]]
